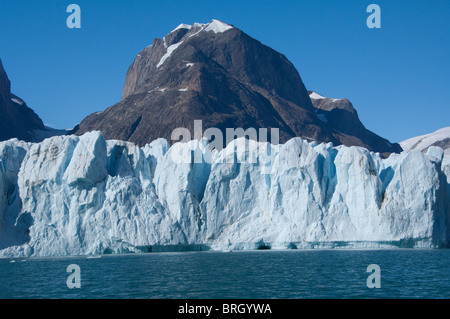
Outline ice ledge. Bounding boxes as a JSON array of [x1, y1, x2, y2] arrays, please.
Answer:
[[0, 239, 439, 259], [209, 239, 439, 251]]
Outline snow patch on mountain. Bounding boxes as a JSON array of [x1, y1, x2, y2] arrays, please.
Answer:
[[309, 91, 341, 102], [401, 127, 450, 165], [204, 20, 233, 33], [11, 97, 24, 105], [172, 23, 192, 33], [310, 92, 326, 100], [401, 127, 450, 151], [157, 42, 183, 68]]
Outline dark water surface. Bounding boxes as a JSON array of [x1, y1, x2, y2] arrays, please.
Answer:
[[0, 250, 449, 299]]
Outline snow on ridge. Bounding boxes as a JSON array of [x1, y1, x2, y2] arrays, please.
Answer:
[[11, 97, 24, 105], [309, 92, 326, 100], [188, 24, 207, 38], [193, 22, 206, 28], [309, 91, 341, 102], [401, 127, 450, 152], [184, 20, 232, 38], [204, 19, 233, 33], [157, 41, 183, 68], [171, 23, 192, 33]]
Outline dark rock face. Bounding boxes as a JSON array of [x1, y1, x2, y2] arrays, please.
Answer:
[[75, 20, 401, 154], [0, 59, 11, 106], [0, 58, 46, 142], [309, 91, 403, 156]]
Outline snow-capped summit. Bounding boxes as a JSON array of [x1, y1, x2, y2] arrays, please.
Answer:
[[204, 19, 233, 33], [171, 23, 192, 33], [170, 20, 233, 35]]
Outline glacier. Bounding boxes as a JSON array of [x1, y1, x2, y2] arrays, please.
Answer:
[[0, 131, 449, 258]]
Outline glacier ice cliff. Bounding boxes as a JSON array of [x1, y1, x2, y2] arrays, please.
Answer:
[[0, 131, 449, 257]]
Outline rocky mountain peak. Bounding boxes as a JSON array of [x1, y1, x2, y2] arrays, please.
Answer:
[[75, 20, 401, 155], [0, 58, 47, 142], [0, 59, 11, 105]]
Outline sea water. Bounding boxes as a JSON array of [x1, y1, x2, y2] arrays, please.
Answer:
[[0, 250, 449, 299]]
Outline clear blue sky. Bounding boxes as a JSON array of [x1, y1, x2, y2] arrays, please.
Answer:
[[0, 0, 449, 143]]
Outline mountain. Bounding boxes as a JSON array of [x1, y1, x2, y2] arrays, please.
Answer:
[[0, 58, 66, 143], [0, 132, 448, 257], [0, 58, 45, 142], [74, 20, 401, 155], [308, 91, 402, 156], [401, 127, 450, 165]]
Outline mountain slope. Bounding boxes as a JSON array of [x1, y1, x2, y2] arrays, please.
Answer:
[[75, 20, 400, 155], [0, 58, 66, 143], [0, 59, 45, 142], [309, 91, 402, 156], [401, 127, 450, 164]]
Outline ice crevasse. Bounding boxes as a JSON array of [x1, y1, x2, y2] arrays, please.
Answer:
[[0, 131, 449, 257]]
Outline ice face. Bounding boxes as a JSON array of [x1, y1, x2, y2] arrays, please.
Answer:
[[0, 139, 30, 251], [0, 132, 448, 257]]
